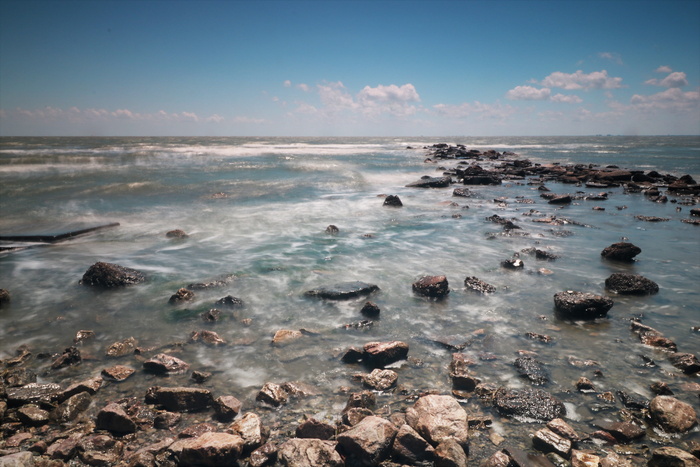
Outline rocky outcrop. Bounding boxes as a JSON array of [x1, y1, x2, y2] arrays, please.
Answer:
[[80, 262, 145, 288], [553, 291, 614, 319], [605, 273, 659, 295]]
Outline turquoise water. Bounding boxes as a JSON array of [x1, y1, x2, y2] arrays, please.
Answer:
[[1, 136, 698, 457]]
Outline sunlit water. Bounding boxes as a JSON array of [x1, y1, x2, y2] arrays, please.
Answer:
[[1, 136, 698, 458]]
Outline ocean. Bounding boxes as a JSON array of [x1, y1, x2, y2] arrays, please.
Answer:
[[1, 136, 698, 457]]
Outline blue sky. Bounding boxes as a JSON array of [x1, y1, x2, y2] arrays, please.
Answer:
[[1, 0, 698, 136]]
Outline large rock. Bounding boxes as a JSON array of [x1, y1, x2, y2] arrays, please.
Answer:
[[148, 386, 213, 412], [493, 387, 566, 421], [169, 432, 244, 466], [406, 176, 452, 188], [256, 382, 288, 406], [553, 291, 613, 319], [514, 356, 549, 385], [669, 352, 700, 374], [80, 261, 145, 288], [337, 415, 398, 465], [413, 275, 450, 298], [230, 412, 269, 453], [213, 395, 242, 422], [648, 446, 700, 467], [304, 281, 379, 300], [277, 438, 344, 466], [600, 242, 641, 261], [96, 402, 137, 434], [363, 341, 409, 368], [296, 418, 336, 440], [434, 438, 468, 467], [143, 353, 190, 374], [405, 394, 468, 448], [391, 423, 435, 464], [383, 195, 403, 207], [605, 273, 659, 295], [6, 383, 61, 406], [649, 395, 698, 433], [51, 391, 92, 423]]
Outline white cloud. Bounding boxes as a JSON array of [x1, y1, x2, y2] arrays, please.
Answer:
[[644, 71, 688, 88], [357, 84, 420, 104], [655, 66, 673, 73], [205, 114, 224, 123], [233, 116, 266, 124], [541, 70, 623, 90], [432, 101, 517, 121], [283, 80, 292, 87], [305, 81, 421, 118], [599, 52, 623, 65], [630, 87, 700, 112], [297, 83, 310, 92], [550, 93, 583, 104], [506, 86, 551, 100]]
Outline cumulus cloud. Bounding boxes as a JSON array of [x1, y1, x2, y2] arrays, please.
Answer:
[[550, 93, 583, 104], [655, 66, 673, 73], [233, 116, 266, 124], [297, 83, 310, 92], [599, 52, 623, 65], [283, 80, 292, 87], [305, 81, 421, 118], [541, 70, 623, 90], [644, 71, 688, 88], [506, 86, 551, 100], [630, 87, 700, 112]]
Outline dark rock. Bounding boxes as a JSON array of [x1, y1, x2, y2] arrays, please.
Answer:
[[514, 356, 549, 385], [392, 423, 435, 464], [650, 381, 674, 396], [575, 376, 596, 392], [648, 446, 700, 467], [546, 418, 580, 442], [2, 367, 36, 387], [17, 405, 50, 427], [616, 390, 649, 410], [78, 434, 124, 466], [249, 442, 277, 467], [601, 242, 642, 261], [635, 215, 670, 222], [230, 412, 269, 453], [360, 301, 381, 318], [51, 346, 81, 369], [493, 387, 566, 421], [362, 369, 398, 391], [96, 402, 137, 434], [449, 353, 480, 391], [105, 336, 138, 357], [344, 391, 376, 412], [305, 281, 379, 300], [149, 386, 214, 412], [58, 376, 102, 402], [362, 341, 409, 368], [595, 420, 645, 443], [548, 194, 572, 204], [412, 275, 449, 298], [452, 188, 473, 197], [154, 411, 182, 429], [277, 438, 343, 466], [256, 382, 288, 407], [605, 273, 659, 295], [169, 287, 195, 304], [51, 391, 91, 423], [201, 308, 222, 322], [649, 395, 698, 433], [406, 176, 452, 188], [341, 346, 364, 364], [169, 432, 244, 466], [213, 395, 242, 422], [296, 418, 336, 440], [669, 352, 700, 374], [6, 382, 61, 406], [325, 224, 340, 234], [532, 428, 572, 458], [80, 261, 145, 288], [101, 364, 135, 382], [166, 229, 188, 238], [215, 295, 245, 308], [337, 415, 398, 465], [501, 258, 524, 269], [383, 195, 403, 207], [434, 438, 468, 467], [464, 276, 496, 294], [191, 370, 212, 384], [0, 289, 10, 306], [462, 174, 501, 185], [143, 353, 190, 374], [553, 291, 613, 319], [405, 394, 468, 448]]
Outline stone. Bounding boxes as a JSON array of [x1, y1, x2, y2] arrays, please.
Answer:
[[58, 376, 102, 402], [249, 443, 277, 467], [296, 418, 336, 440], [190, 330, 226, 345], [576, 376, 596, 392], [464, 276, 496, 294], [649, 395, 698, 433], [166, 229, 188, 238], [391, 423, 435, 464], [282, 381, 320, 397], [344, 390, 376, 411], [169, 432, 244, 466], [514, 356, 549, 385], [230, 412, 269, 453], [51, 346, 81, 369], [154, 411, 182, 429], [532, 428, 572, 458], [46, 434, 83, 460], [51, 391, 91, 423], [406, 176, 452, 188], [150, 386, 213, 412], [101, 364, 135, 381], [201, 308, 222, 322], [362, 369, 398, 391], [96, 402, 137, 434], [548, 194, 572, 204], [360, 301, 381, 318], [343, 407, 374, 427], [501, 258, 524, 269], [256, 382, 288, 406], [169, 287, 195, 304], [17, 405, 50, 427], [600, 242, 641, 261], [571, 450, 601, 467], [648, 446, 700, 467], [669, 352, 700, 374], [80, 261, 145, 288], [482, 450, 512, 467], [412, 275, 449, 298], [383, 194, 403, 207], [594, 420, 645, 442], [272, 329, 303, 345], [325, 224, 340, 234], [605, 273, 659, 295], [434, 438, 468, 467], [449, 353, 480, 391], [213, 395, 242, 422], [546, 418, 580, 441], [405, 394, 468, 448], [78, 434, 124, 466], [105, 336, 138, 357], [277, 438, 343, 466], [553, 291, 613, 319], [336, 415, 398, 465], [0, 289, 10, 306], [143, 353, 190, 374], [362, 341, 409, 368], [650, 381, 674, 395], [0, 452, 35, 467], [6, 383, 61, 406], [215, 295, 245, 308], [304, 281, 379, 300], [493, 387, 566, 421]]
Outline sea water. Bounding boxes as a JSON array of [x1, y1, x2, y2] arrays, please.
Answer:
[[1, 136, 698, 456]]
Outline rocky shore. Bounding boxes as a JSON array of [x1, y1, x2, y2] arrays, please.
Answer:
[[1, 144, 699, 466]]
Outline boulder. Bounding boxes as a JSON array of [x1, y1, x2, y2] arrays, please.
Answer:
[[169, 432, 244, 466], [362, 369, 398, 391], [600, 242, 641, 261], [304, 281, 379, 300], [148, 386, 213, 412], [406, 176, 452, 188], [391, 423, 435, 464], [648, 446, 700, 467], [362, 341, 409, 368], [553, 291, 613, 319], [360, 301, 381, 318], [296, 418, 335, 440], [464, 276, 496, 294], [383, 195, 403, 207], [548, 194, 572, 204], [434, 438, 468, 467], [277, 438, 343, 466], [336, 415, 398, 465], [143, 353, 190, 374], [412, 275, 449, 298], [80, 261, 145, 288], [649, 395, 698, 433], [213, 395, 242, 422], [493, 387, 566, 421], [230, 412, 269, 453], [605, 273, 659, 295], [96, 402, 137, 434], [405, 394, 468, 448]]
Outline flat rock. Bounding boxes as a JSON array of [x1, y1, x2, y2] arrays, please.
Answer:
[[548, 194, 572, 204], [51, 391, 91, 423], [363, 341, 409, 368], [412, 275, 449, 298], [553, 291, 613, 319], [96, 402, 137, 434], [336, 415, 398, 465], [605, 273, 659, 295], [600, 242, 641, 261], [101, 364, 135, 382], [405, 394, 468, 448], [594, 420, 646, 442], [80, 261, 145, 288], [304, 281, 379, 300], [143, 353, 190, 374], [6, 382, 61, 406], [406, 176, 452, 188], [277, 438, 344, 466], [493, 387, 566, 421], [532, 427, 571, 458], [649, 395, 698, 433], [514, 356, 549, 385], [149, 386, 213, 412], [648, 446, 700, 467], [105, 336, 138, 357], [169, 432, 244, 466], [17, 405, 50, 427]]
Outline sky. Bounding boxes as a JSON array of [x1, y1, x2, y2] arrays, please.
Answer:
[[0, 0, 699, 136]]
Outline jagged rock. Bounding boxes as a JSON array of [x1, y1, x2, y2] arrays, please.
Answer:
[[576, 377, 596, 392], [58, 376, 102, 402], [362, 369, 398, 391], [363, 341, 409, 368], [2, 367, 36, 387], [51, 391, 91, 423], [17, 405, 50, 427], [383, 195, 403, 207], [169, 432, 244, 466], [493, 387, 566, 421], [6, 383, 62, 406], [305, 281, 379, 300], [78, 434, 124, 466], [190, 330, 226, 345], [412, 275, 449, 298], [344, 391, 376, 412], [80, 262, 145, 288], [105, 336, 138, 357], [464, 276, 496, 294], [256, 382, 288, 407], [230, 412, 269, 453], [514, 356, 549, 385], [434, 438, 468, 467], [296, 418, 336, 440], [453, 188, 473, 197], [213, 395, 242, 422], [501, 258, 524, 269], [201, 308, 222, 322], [101, 364, 135, 382], [215, 295, 245, 308], [669, 352, 700, 374], [143, 353, 190, 374], [649, 395, 698, 433], [169, 288, 195, 304], [553, 291, 614, 319], [406, 176, 452, 188], [532, 428, 571, 458], [605, 273, 659, 295], [648, 446, 700, 467], [360, 301, 381, 318], [650, 381, 674, 396], [601, 242, 641, 261], [51, 346, 81, 369], [149, 386, 213, 412], [392, 423, 435, 464], [450, 353, 480, 391], [96, 402, 137, 434], [277, 438, 343, 466], [337, 415, 398, 465], [547, 418, 580, 442], [405, 394, 468, 448], [617, 390, 649, 409], [249, 443, 278, 467]]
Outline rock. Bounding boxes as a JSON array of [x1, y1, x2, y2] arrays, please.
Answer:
[[272, 329, 303, 345], [648, 446, 700, 467], [143, 353, 190, 374], [617, 390, 649, 409], [105, 336, 138, 357], [6, 383, 61, 406], [650, 381, 674, 396], [277, 440, 344, 466], [649, 395, 698, 433], [635, 215, 670, 222], [532, 428, 572, 458], [412, 275, 449, 298], [482, 450, 511, 466], [576, 376, 596, 392], [80, 261, 145, 288], [571, 450, 602, 466], [149, 386, 214, 412], [601, 242, 641, 261], [169, 432, 244, 466], [514, 356, 549, 385], [595, 420, 645, 443], [101, 364, 135, 382], [230, 412, 269, 453], [201, 308, 222, 322], [166, 229, 188, 238], [405, 394, 468, 448], [213, 395, 242, 422], [249, 443, 278, 467], [547, 418, 580, 442], [0, 452, 34, 467], [464, 276, 496, 294], [344, 391, 376, 411], [501, 258, 524, 269], [58, 376, 102, 402], [553, 291, 614, 319], [449, 353, 480, 391], [406, 176, 452, 188], [391, 423, 435, 464], [190, 330, 226, 345], [0, 289, 10, 306], [336, 415, 398, 465], [462, 174, 501, 185], [96, 402, 137, 434], [341, 346, 364, 363], [77, 434, 124, 466], [452, 188, 473, 197], [362, 341, 409, 368], [169, 288, 195, 304], [383, 195, 403, 207], [360, 301, 381, 318], [304, 281, 379, 300], [362, 369, 398, 391], [256, 382, 288, 407], [296, 418, 335, 440], [2, 367, 36, 387], [215, 295, 245, 308], [154, 411, 182, 429], [51, 346, 81, 369], [434, 438, 468, 467], [51, 391, 91, 423], [493, 387, 566, 421], [605, 273, 659, 295], [669, 352, 700, 374], [17, 405, 50, 427]]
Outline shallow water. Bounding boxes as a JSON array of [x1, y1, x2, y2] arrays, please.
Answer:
[[1, 136, 699, 459]]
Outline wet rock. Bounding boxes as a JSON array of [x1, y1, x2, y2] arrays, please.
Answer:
[[213, 395, 242, 422], [101, 364, 135, 382], [391, 423, 435, 464], [96, 402, 137, 434], [405, 394, 468, 448], [17, 404, 50, 426], [640, 334, 677, 351], [501, 258, 524, 269], [0, 289, 10, 306], [412, 275, 449, 298], [601, 242, 641, 261], [143, 353, 190, 374], [249, 442, 278, 467], [80, 261, 145, 288], [595, 420, 645, 443], [449, 353, 480, 391], [462, 174, 501, 185], [341, 346, 364, 363], [434, 438, 468, 467], [547, 418, 580, 442], [166, 229, 188, 238], [548, 194, 572, 204], [154, 411, 182, 429], [277, 438, 343, 466], [215, 295, 245, 308], [648, 446, 700, 467], [617, 390, 649, 410], [190, 329, 226, 346], [58, 376, 102, 402], [0, 452, 34, 466], [256, 382, 288, 407], [360, 301, 381, 318], [576, 376, 596, 392], [532, 427, 572, 458], [191, 370, 212, 384], [553, 291, 614, 320], [169, 432, 244, 466], [571, 450, 602, 466], [178, 422, 216, 438], [363, 341, 409, 368], [464, 276, 496, 294], [362, 369, 398, 391], [406, 176, 452, 188], [669, 352, 700, 374], [271, 329, 303, 345], [324, 224, 340, 235], [344, 391, 376, 412], [482, 450, 511, 466], [296, 418, 336, 440], [51, 391, 91, 423], [649, 395, 698, 433], [1, 367, 36, 387], [201, 308, 222, 322], [452, 188, 473, 197], [230, 412, 269, 453], [6, 382, 61, 406], [605, 273, 659, 295], [650, 381, 674, 396], [305, 281, 379, 300], [169, 287, 195, 304], [383, 195, 403, 207], [514, 356, 549, 385], [149, 386, 213, 412], [337, 415, 398, 465], [51, 346, 81, 369], [493, 387, 566, 421], [635, 215, 670, 222], [105, 336, 138, 357]]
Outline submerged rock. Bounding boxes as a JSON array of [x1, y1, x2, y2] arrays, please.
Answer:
[[600, 242, 641, 261], [383, 194, 403, 207], [493, 387, 566, 421], [0, 288, 10, 306], [412, 275, 449, 298], [360, 301, 381, 318], [169, 288, 195, 304], [305, 281, 379, 300], [514, 356, 549, 385], [605, 273, 659, 295], [464, 276, 496, 294], [80, 261, 145, 288], [553, 291, 613, 319], [406, 176, 452, 188]]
